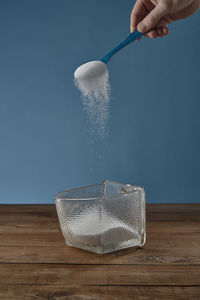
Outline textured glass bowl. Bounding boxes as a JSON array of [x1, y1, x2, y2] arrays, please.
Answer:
[[55, 180, 146, 254]]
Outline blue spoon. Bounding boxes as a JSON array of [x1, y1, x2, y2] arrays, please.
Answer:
[[74, 30, 143, 80], [101, 29, 143, 64]]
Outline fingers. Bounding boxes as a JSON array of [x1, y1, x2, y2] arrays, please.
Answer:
[[130, 0, 148, 33], [137, 2, 168, 33], [144, 26, 169, 38], [130, 0, 171, 40], [157, 26, 169, 37], [170, 0, 200, 22], [157, 17, 169, 28], [145, 29, 158, 38]]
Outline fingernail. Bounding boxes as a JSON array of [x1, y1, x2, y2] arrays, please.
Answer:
[[138, 23, 146, 33]]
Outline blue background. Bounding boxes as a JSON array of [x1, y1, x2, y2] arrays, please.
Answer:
[[0, 0, 199, 204]]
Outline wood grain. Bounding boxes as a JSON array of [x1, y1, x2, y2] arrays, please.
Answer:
[[0, 238, 200, 265], [1, 285, 200, 300], [1, 264, 200, 286], [0, 204, 200, 299]]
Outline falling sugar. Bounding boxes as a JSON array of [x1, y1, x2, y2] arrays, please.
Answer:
[[74, 60, 111, 138]]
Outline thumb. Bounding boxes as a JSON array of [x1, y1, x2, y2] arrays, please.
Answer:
[[137, 3, 168, 33]]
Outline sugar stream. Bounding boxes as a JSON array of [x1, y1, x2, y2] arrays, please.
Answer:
[[74, 60, 111, 138]]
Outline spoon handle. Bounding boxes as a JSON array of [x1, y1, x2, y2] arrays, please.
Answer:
[[101, 30, 143, 64]]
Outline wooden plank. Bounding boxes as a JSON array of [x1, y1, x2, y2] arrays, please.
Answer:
[[1, 204, 200, 213], [1, 219, 200, 233], [0, 204, 55, 213], [1, 285, 200, 300], [0, 264, 200, 286], [0, 221, 199, 246], [1, 204, 200, 222], [0, 224, 199, 245], [147, 204, 200, 211], [147, 222, 200, 235], [0, 232, 63, 246], [0, 236, 200, 265]]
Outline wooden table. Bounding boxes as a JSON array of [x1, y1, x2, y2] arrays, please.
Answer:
[[0, 204, 200, 299]]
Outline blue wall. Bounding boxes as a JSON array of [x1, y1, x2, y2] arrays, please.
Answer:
[[0, 0, 199, 204]]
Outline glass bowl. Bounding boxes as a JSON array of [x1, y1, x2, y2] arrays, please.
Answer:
[[55, 180, 146, 254]]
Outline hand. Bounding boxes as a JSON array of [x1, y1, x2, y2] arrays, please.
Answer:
[[130, 0, 200, 39]]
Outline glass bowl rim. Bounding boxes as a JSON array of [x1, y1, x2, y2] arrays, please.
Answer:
[[55, 180, 145, 202]]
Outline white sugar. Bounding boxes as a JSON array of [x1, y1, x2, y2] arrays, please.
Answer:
[[70, 211, 139, 247], [74, 60, 111, 138]]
